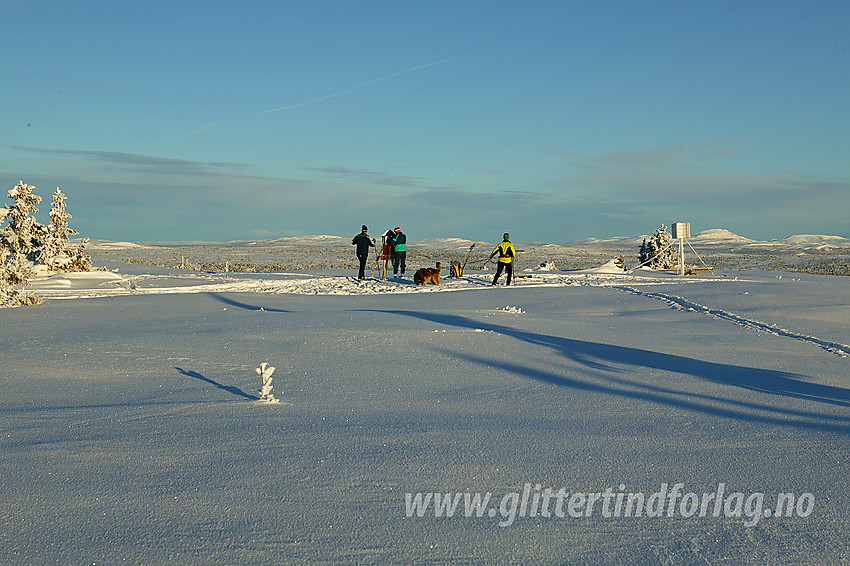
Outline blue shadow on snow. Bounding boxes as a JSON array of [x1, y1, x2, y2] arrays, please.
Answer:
[[207, 292, 289, 312], [365, 309, 850, 434], [176, 367, 258, 400]]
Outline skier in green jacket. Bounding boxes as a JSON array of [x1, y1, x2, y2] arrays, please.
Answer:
[[390, 226, 407, 278]]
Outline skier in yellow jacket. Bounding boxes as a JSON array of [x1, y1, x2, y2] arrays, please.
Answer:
[[488, 233, 516, 286]]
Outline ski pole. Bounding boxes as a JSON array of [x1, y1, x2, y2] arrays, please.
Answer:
[[460, 243, 475, 274]]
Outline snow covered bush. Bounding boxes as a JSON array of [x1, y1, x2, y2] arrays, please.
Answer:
[[66, 237, 93, 272], [638, 225, 677, 270], [0, 284, 42, 307], [256, 362, 280, 403]]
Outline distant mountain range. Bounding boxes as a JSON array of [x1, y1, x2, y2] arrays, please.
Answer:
[[85, 229, 850, 251], [567, 229, 850, 250]]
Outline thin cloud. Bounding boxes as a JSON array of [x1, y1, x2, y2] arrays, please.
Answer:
[[306, 165, 432, 188], [591, 141, 741, 169], [9, 145, 247, 176], [553, 163, 850, 214]]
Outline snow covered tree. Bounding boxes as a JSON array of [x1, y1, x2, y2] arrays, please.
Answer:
[[0, 181, 44, 284], [0, 186, 43, 307], [38, 186, 92, 272], [1, 181, 93, 306], [41, 187, 78, 270], [638, 225, 677, 270]]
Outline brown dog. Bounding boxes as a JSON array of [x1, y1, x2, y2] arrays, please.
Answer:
[[413, 262, 441, 285]]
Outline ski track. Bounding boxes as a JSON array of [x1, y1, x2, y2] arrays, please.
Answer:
[[28, 269, 849, 356], [613, 285, 850, 358], [30, 271, 721, 300]]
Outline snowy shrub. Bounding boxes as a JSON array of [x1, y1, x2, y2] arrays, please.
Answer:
[[614, 255, 626, 270], [638, 225, 677, 270], [0, 285, 42, 308], [66, 237, 93, 272], [256, 362, 280, 403]]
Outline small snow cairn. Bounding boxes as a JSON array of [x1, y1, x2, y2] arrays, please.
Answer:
[[256, 362, 280, 403]]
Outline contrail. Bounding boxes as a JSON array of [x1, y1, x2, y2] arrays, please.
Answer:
[[247, 90, 352, 117], [359, 56, 459, 87], [124, 122, 218, 151], [126, 56, 459, 149], [248, 56, 458, 117]]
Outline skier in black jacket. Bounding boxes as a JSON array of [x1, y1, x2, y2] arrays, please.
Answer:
[[352, 225, 375, 280]]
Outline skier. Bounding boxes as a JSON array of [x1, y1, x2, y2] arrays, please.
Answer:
[[352, 225, 375, 280], [390, 226, 407, 278], [488, 233, 516, 286]]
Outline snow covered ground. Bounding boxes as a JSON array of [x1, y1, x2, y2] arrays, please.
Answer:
[[2, 254, 850, 565]]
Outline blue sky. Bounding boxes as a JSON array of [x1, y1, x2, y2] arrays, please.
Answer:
[[2, 1, 848, 243]]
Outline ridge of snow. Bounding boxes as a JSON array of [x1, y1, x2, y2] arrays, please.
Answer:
[[414, 238, 487, 249], [568, 235, 646, 246], [690, 229, 757, 245], [773, 234, 850, 249], [85, 239, 154, 250]]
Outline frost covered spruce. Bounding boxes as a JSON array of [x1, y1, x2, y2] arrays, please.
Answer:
[[638, 224, 677, 270], [256, 362, 280, 403], [44, 188, 91, 272], [1, 182, 43, 306], [1, 181, 92, 307], [1, 181, 42, 285]]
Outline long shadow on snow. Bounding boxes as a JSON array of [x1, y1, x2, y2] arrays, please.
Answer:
[[176, 367, 258, 400], [207, 292, 289, 312], [367, 310, 850, 433]]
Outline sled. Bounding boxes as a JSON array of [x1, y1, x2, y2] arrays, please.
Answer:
[[449, 243, 476, 278], [371, 230, 393, 279]]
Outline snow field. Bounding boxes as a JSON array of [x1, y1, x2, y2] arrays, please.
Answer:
[[2, 263, 849, 565]]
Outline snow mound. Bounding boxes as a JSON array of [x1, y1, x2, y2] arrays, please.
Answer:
[[575, 259, 628, 275], [498, 306, 525, 314], [28, 271, 123, 290], [533, 261, 558, 271]]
